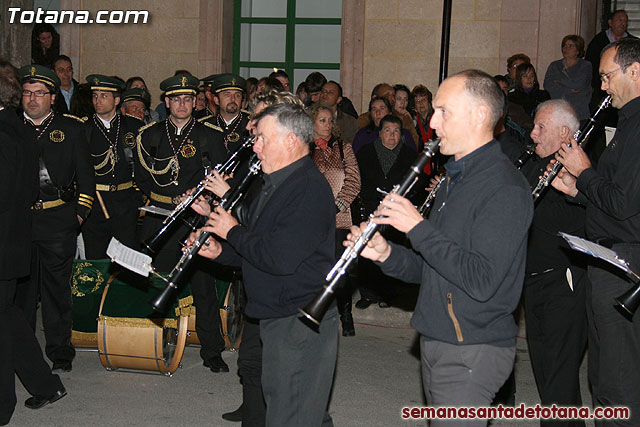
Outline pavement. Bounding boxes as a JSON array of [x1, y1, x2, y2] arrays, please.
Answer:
[[7, 288, 593, 427]]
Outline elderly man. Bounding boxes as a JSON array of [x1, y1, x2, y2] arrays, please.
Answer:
[[522, 100, 588, 426], [119, 87, 150, 123], [196, 103, 337, 427], [349, 70, 533, 424], [15, 65, 95, 373], [553, 38, 640, 426]]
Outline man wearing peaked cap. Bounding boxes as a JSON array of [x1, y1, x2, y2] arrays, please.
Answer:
[[201, 73, 251, 155], [120, 87, 150, 123], [14, 64, 96, 373], [194, 74, 218, 120], [134, 73, 229, 373], [82, 74, 144, 260]]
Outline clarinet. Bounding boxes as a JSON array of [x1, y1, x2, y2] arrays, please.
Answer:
[[143, 136, 255, 253], [531, 95, 611, 201], [299, 139, 440, 327], [149, 154, 261, 312], [515, 144, 535, 170], [418, 174, 446, 217]]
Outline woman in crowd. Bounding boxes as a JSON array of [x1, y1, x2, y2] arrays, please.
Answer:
[[307, 104, 361, 336], [543, 35, 592, 121], [355, 114, 417, 309], [352, 98, 416, 154], [31, 23, 59, 68], [508, 63, 550, 119], [411, 84, 434, 153], [393, 84, 412, 120]]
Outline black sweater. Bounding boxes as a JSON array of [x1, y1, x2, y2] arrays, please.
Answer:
[[217, 156, 336, 319], [380, 141, 533, 346]]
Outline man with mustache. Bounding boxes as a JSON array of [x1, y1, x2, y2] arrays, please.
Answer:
[[15, 64, 95, 373]]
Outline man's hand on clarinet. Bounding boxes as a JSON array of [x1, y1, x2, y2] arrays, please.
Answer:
[[546, 159, 579, 197], [186, 229, 222, 259], [345, 222, 391, 263], [201, 205, 238, 240], [372, 194, 423, 233]]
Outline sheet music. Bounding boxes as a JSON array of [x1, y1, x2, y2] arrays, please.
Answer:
[[106, 238, 153, 277], [558, 232, 630, 274], [139, 205, 173, 217]]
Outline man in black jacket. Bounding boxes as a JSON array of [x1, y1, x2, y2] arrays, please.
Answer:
[[523, 100, 588, 426], [195, 103, 337, 427], [554, 38, 640, 426], [0, 65, 67, 426], [349, 70, 533, 421], [135, 74, 229, 373], [15, 65, 95, 373]]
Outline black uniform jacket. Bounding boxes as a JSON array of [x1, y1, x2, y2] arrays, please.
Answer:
[[24, 112, 95, 220], [134, 117, 227, 205]]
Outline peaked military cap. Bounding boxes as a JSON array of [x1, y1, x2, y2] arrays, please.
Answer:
[[121, 87, 151, 107], [212, 73, 246, 93], [160, 74, 199, 96], [86, 74, 126, 92], [201, 74, 217, 89], [19, 64, 61, 90]]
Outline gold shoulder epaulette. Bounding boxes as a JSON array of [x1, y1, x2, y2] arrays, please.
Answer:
[[241, 109, 251, 116], [63, 114, 87, 123], [197, 114, 214, 122], [138, 121, 157, 133], [202, 121, 223, 132], [124, 113, 144, 122]]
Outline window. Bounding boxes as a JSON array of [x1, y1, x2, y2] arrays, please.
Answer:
[[233, 0, 342, 90]]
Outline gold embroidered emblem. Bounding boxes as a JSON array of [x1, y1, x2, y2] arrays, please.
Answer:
[[181, 143, 196, 158], [124, 132, 135, 148], [94, 77, 99, 85], [231, 77, 236, 85], [227, 132, 240, 143], [70, 262, 104, 297], [181, 76, 187, 87], [30, 66, 36, 76], [50, 129, 65, 143]]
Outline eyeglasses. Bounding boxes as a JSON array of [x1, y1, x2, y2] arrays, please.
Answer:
[[22, 90, 51, 97], [169, 96, 194, 104], [600, 67, 624, 83]]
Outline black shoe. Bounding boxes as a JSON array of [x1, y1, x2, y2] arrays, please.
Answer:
[[204, 354, 229, 373], [341, 313, 356, 337], [25, 387, 67, 410], [52, 361, 72, 373], [355, 298, 373, 309], [221, 405, 243, 422]]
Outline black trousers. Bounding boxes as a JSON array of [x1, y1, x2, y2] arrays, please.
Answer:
[[15, 207, 77, 364], [524, 267, 587, 427], [587, 243, 640, 426], [237, 316, 266, 427], [0, 279, 63, 424], [140, 213, 225, 361], [83, 188, 141, 259]]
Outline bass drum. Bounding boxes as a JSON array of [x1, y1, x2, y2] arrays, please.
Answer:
[[186, 276, 244, 351], [97, 270, 193, 376]]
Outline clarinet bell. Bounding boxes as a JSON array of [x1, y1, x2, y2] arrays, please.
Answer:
[[615, 284, 640, 319]]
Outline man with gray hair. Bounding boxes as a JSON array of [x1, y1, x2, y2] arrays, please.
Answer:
[[194, 103, 338, 426], [348, 69, 533, 424], [522, 99, 588, 425]]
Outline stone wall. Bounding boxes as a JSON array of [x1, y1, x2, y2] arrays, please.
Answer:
[[359, 0, 595, 112]]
